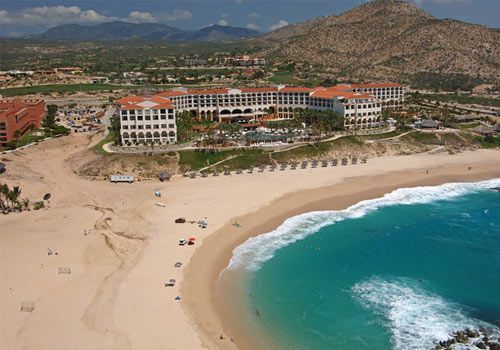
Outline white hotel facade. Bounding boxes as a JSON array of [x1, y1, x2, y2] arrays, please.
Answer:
[[117, 83, 404, 145]]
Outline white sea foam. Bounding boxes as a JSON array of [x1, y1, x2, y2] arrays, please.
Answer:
[[226, 179, 500, 272], [351, 277, 499, 350]]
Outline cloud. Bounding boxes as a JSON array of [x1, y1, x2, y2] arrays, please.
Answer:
[[246, 22, 260, 30], [0, 5, 113, 26], [160, 9, 192, 22], [217, 19, 229, 26], [248, 12, 261, 19], [0, 6, 192, 27], [126, 11, 156, 23], [269, 20, 288, 31]]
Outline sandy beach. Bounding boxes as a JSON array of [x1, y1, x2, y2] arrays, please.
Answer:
[[1, 133, 499, 350]]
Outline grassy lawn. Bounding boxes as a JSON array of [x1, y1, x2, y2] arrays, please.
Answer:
[[271, 136, 363, 163], [421, 93, 500, 108], [178, 149, 239, 171], [213, 149, 270, 171], [268, 71, 300, 85], [0, 83, 140, 97], [358, 130, 403, 140], [15, 130, 47, 148], [476, 135, 500, 149], [93, 129, 116, 156], [452, 122, 480, 130], [400, 131, 442, 145]]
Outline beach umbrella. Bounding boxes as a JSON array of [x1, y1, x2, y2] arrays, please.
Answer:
[[169, 279, 176, 283], [43, 193, 51, 201], [188, 237, 196, 241]]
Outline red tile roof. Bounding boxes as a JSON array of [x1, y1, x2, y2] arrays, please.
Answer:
[[351, 82, 401, 89], [278, 87, 316, 93], [240, 87, 278, 93], [116, 95, 144, 105], [186, 88, 229, 95], [155, 91, 187, 97]]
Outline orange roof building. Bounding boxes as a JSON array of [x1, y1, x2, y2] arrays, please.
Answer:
[[0, 98, 45, 147], [117, 82, 404, 146]]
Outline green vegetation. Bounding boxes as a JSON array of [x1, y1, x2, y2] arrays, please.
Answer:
[[452, 122, 480, 130], [42, 104, 70, 137], [268, 71, 300, 84], [178, 136, 366, 171], [176, 111, 194, 142], [400, 131, 441, 145], [420, 93, 500, 108], [0, 183, 35, 213], [271, 136, 363, 163], [214, 149, 269, 170], [2, 104, 69, 150], [477, 135, 500, 149], [0, 84, 138, 97], [358, 130, 403, 140], [93, 129, 116, 156], [178, 149, 240, 171]]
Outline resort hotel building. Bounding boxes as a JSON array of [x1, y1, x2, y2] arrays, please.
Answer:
[[117, 83, 404, 145]]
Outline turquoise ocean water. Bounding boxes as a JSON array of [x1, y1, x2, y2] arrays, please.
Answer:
[[224, 179, 500, 350]]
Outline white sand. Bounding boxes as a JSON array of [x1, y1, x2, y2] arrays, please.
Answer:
[[1, 133, 499, 350]]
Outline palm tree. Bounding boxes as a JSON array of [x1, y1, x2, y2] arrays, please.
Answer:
[[9, 186, 22, 209], [22, 198, 30, 211], [0, 183, 10, 207]]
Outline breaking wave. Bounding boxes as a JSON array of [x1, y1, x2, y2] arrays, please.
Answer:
[[226, 179, 500, 272], [351, 277, 500, 350]]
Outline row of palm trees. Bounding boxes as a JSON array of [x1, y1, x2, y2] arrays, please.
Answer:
[[0, 183, 43, 213]]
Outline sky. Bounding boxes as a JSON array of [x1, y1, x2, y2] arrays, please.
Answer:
[[0, 0, 499, 37]]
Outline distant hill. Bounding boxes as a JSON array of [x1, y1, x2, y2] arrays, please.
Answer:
[[37, 21, 259, 42], [254, 0, 500, 87], [185, 25, 260, 42]]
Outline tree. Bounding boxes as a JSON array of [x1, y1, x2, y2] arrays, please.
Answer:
[[13, 130, 21, 145], [176, 111, 193, 142], [109, 115, 121, 145]]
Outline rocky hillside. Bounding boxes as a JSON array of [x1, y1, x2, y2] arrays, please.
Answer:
[[255, 0, 500, 86]]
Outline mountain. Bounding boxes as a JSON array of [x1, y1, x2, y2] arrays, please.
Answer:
[[255, 0, 500, 86], [39, 22, 184, 41], [37, 21, 259, 42], [185, 24, 259, 42]]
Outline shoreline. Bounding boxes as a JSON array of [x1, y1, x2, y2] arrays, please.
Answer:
[[2, 133, 500, 350], [183, 164, 500, 350]]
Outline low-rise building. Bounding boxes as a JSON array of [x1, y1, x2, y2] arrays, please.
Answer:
[[0, 98, 45, 147]]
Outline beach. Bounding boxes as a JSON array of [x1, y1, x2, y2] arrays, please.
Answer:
[[1, 133, 500, 350]]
